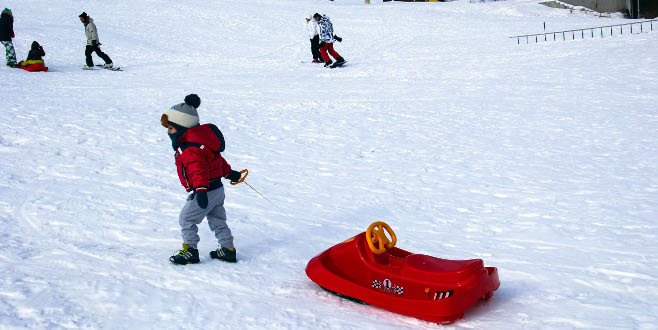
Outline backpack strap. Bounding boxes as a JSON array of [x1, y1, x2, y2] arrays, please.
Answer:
[[178, 142, 205, 153]]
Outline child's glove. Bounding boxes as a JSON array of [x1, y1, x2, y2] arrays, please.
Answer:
[[195, 188, 208, 209], [227, 170, 242, 183], [334, 35, 342, 42]]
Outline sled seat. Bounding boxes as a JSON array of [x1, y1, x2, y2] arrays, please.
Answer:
[[404, 254, 483, 281], [19, 60, 48, 72]]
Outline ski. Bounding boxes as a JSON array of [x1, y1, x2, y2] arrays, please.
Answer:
[[84, 67, 122, 71], [94, 64, 123, 71], [330, 60, 346, 69]]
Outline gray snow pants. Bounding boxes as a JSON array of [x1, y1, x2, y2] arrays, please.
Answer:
[[179, 186, 234, 249]]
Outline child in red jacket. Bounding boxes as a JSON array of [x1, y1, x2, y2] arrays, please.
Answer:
[[161, 94, 242, 264]]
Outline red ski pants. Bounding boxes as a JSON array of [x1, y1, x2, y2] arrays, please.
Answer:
[[319, 43, 341, 62]]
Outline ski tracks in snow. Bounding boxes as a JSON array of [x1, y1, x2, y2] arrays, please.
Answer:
[[1, 0, 658, 328]]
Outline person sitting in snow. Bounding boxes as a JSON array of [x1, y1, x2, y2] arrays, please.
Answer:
[[78, 12, 113, 70], [305, 14, 323, 63], [18, 41, 48, 72], [0, 8, 18, 68], [161, 94, 244, 265], [313, 13, 345, 68]]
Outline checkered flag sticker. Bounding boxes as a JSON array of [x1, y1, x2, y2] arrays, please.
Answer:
[[393, 286, 404, 295], [372, 280, 383, 289]]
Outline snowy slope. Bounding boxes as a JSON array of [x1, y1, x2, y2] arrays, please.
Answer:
[[1, 0, 657, 328]]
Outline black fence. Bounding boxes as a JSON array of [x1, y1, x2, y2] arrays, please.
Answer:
[[511, 18, 657, 44]]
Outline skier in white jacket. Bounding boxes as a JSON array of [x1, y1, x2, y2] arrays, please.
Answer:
[[313, 13, 345, 68], [79, 12, 113, 70], [305, 14, 323, 63]]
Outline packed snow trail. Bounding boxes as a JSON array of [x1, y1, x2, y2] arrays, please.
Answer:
[[1, 0, 657, 328]]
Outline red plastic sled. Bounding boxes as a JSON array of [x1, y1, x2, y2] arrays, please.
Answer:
[[306, 221, 500, 324], [18, 60, 48, 72]]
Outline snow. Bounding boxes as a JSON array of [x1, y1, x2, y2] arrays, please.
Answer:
[[1, 0, 657, 328]]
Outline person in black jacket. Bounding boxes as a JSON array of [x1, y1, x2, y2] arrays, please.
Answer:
[[26, 41, 45, 61], [18, 41, 48, 72], [17, 41, 48, 72], [0, 8, 18, 68]]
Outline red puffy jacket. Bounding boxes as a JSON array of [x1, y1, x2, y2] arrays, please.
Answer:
[[174, 124, 232, 192]]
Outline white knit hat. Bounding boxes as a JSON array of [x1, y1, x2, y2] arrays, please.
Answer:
[[161, 94, 201, 129], [164, 103, 199, 129]]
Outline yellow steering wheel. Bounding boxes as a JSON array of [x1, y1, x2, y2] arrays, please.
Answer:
[[366, 221, 397, 255]]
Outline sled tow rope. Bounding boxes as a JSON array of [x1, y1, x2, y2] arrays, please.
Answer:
[[244, 181, 294, 220], [231, 169, 294, 220]]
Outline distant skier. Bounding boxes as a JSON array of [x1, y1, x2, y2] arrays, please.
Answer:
[[305, 14, 323, 63], [18, 41, 48, 72], [313, 13, 345, 68], [78, 12, 113, 70], [161, 94, 244, 265], [0, 8, 18, 68]]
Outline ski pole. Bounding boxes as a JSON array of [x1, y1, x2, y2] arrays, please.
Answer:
[[231, 169, 294, 220]]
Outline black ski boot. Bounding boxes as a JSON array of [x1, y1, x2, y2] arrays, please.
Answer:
[[210, 246, 237, 263], [170, 243, 200, 265], [334, 57, 346, 65], [324, 60, 333, 68]]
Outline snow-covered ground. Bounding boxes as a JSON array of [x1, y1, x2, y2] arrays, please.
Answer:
[[1, 0, 657, 328]]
